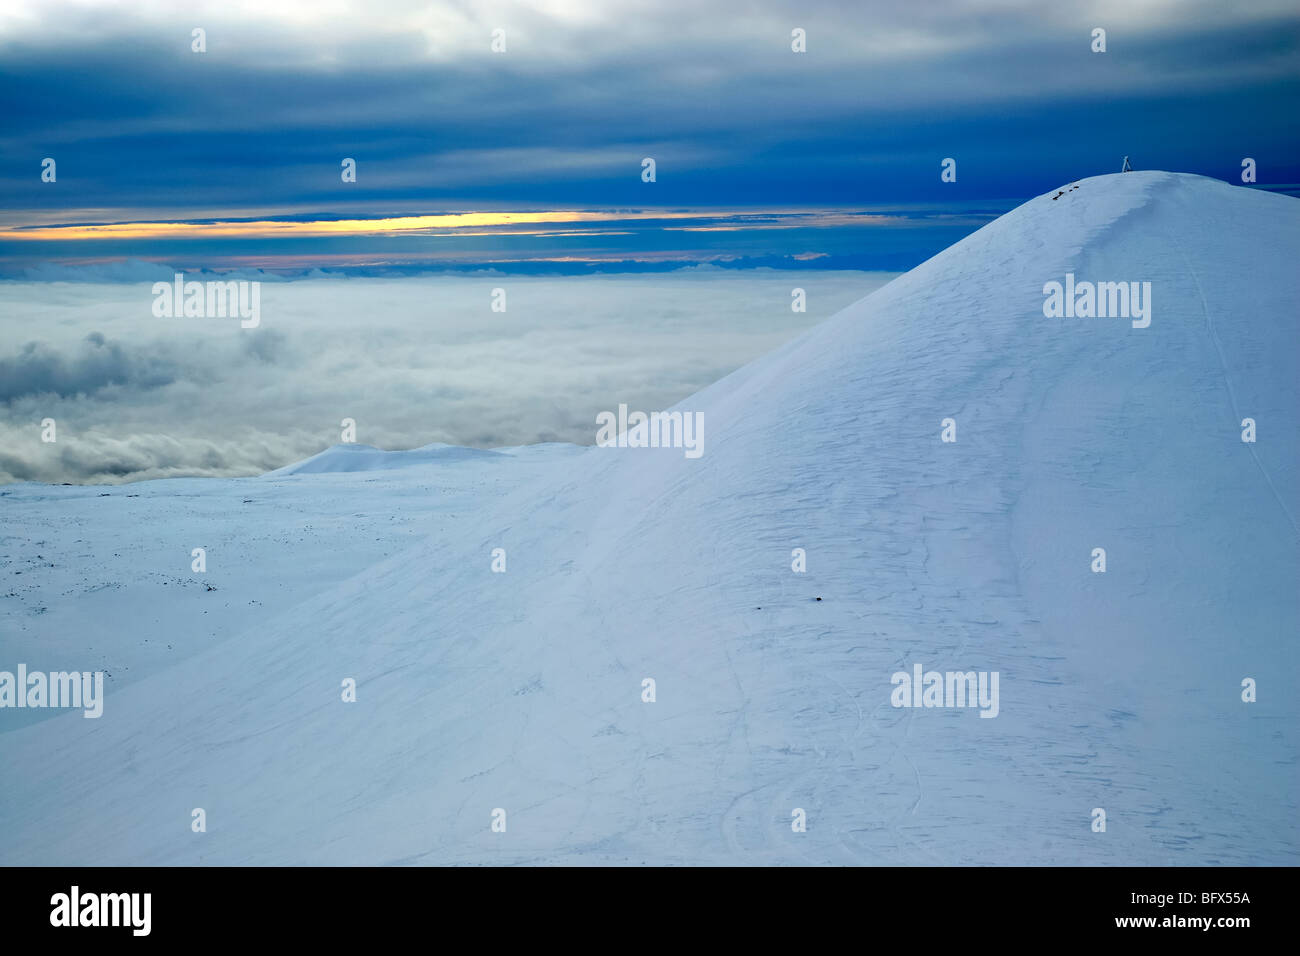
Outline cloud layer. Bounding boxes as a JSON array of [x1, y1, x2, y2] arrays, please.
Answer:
[[0, 271, 894, 483]]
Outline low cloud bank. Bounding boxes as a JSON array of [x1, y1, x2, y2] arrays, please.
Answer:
[[0, 272, 891, 484]]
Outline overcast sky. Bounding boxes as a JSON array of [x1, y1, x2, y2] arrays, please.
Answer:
[[0, 0, 1296, 271]]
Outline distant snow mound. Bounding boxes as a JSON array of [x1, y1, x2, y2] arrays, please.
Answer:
[[15, 258, 180, 283], [265, 442, 506, 476]]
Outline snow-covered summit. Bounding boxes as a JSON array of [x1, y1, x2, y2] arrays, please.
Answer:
[[2, 172, 1295, 865]]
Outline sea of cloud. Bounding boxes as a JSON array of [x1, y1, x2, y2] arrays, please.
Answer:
[[0, 271, 894, 484]]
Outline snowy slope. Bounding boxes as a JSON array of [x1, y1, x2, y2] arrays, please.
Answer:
[[264, 442, 507, 476], [0, 445, 580, 720], [1, 172, 1296, 865]]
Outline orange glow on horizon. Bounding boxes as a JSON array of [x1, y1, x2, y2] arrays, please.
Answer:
[[0, 210, 724, 241]]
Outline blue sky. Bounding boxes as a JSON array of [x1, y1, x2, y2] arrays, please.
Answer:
[[1, 0, 1296, 274]]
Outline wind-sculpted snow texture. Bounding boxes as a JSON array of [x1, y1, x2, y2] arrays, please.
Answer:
[[1, 172, 1296, 865]]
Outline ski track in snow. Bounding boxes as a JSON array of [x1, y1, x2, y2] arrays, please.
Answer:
[[1, 172, 1296, 865]]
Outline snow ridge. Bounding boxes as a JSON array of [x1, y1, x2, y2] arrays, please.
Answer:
[[1, 172, 1295, 866]]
